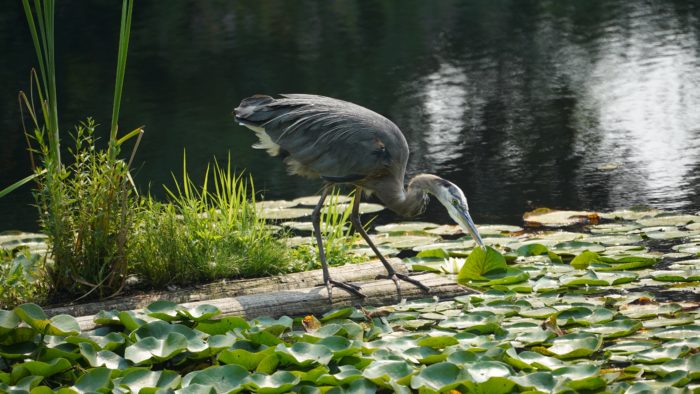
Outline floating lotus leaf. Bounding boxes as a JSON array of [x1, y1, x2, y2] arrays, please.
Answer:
[[118, 369, 181, 393], [503, 347, 564, 371], [477, 224, 524, 235], [78, 342, 127, 369], [581, 319, 642, 338], [637, 215, 699, 227], [552, 365, 606, 391], [570, 250, 601, 269], [316, 365, 363, 386], [404, 346, 447, 364], [425, 224, 464, 236], [438, 311, 501, 334], [374, 222, 439, 233], [651, 270, 700, 282], [605, 340, 659, 355], [275, 342, 333, 366], [292, 195, 352, 206], [195, 316, 250, 335], [246, 371, 300, 394], [652, 325, 700, 340], [181, 364, 249, 393], [559, 271, 609, 287], [409, 361, 463, 392], [619, 303, 681, 319], [316, 336, 360, 359], [523, 209, 599, 227], [218, 345, 275, 371], [588, 223, 640, 233], [10, 357, 71, 380], [631, 345, 690, 364], [413, 240, 475, 252], [372, 234, 440, 249], [651, 353, 700, 380], [255, 200, 299, 210], [457, 246, 507, 282], [70, 367, 113, 394], [144, 300, 182, 322], [555, 307, 614, 327], [671, 242, 700, 254], [260, 207, 314, 220], [551, 241, 605, 255], [14, 304, 79, 336], [511, 371, 557, 392], [599, 209, 660, 221], [582, 234, 644, 245], [178, 304, 221, 321], [544, 332, 602, 359], [363, 360, 413, 387], [645, 230, 698, 240], [642, 315, 696, 329]]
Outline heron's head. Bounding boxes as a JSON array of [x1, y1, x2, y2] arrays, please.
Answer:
[[429, 178, 485, 249]]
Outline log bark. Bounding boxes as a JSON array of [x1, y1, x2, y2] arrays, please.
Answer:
[[72, 272, 474, 331], [45, 259, 409, 318]]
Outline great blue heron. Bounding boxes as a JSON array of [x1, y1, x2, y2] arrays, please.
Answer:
[[235, 94, 485, 300]]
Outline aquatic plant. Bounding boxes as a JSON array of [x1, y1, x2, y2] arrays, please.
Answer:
[[128, 154, 295, 287], [1, 0, 143, 300]]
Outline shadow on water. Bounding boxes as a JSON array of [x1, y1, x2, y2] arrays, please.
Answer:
[[1, 0, 700, 231]]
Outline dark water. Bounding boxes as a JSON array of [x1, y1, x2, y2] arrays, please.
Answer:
[[2, 0, 700, 231]]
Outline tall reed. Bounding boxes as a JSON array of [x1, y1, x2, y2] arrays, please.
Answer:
[[9, 0, 143, 300]]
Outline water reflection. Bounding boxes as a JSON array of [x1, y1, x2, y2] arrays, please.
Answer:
[[416, 62, 469, 172], [578, 1, 700, 209], [1, 0, 700, 230]]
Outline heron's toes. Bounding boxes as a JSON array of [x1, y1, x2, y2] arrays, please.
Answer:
[[327, 279, 365, 300], [389, 272, 430, 293]]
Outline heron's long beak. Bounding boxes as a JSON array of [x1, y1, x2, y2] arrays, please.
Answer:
[[456, 207, 486, 249]]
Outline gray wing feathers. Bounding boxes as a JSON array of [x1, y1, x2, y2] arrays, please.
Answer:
[[234, 94, 406, 180]]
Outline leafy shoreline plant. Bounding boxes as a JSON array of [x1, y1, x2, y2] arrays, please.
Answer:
[[2, 0, 142, 302]]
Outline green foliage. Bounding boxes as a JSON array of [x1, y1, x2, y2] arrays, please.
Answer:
[[128, 155, 295, 287], [5, 0, 142, 303], [34, 120, 137, 300], [0, 249, 49, 309], [3, 296, 700, 392]]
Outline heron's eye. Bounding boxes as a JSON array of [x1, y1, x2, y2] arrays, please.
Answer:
[[451, 199, 459, 206]]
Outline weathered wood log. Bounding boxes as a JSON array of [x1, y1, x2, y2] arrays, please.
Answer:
[[72, 272, 475, 331], [45, 259, 409, 318]]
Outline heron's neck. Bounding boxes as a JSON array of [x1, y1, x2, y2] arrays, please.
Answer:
[[376, 174, 442, 217]]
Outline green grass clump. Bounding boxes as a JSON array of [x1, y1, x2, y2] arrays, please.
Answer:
[[128, 156, 295, 288]]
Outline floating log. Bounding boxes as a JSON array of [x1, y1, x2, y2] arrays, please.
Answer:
[[70, 272, 474, 331], [45, 259, 409, 318]]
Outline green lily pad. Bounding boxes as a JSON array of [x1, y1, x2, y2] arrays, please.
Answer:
[[544, 332, 602, 359], [275, 342, 333, 366], [118, 369, 181, 393], [181, 364, 249, 393], [410, 361, 463, 392], [246, 371, 300, 394], [374, 222, 438, 233], [582, 319, 642, 338], [457, 246, 507, 282], [631, 345, 690, 364]]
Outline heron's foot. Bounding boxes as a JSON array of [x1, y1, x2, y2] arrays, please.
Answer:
[[380, 272, 431, 299], [326, 279, 365, 302]]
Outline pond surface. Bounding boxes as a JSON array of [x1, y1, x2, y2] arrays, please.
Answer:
[[2, 0, 700, 231]]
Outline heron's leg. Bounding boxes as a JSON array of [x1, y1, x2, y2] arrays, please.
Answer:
[[349, 187, 430, 299], [312, 187, 364, 301]]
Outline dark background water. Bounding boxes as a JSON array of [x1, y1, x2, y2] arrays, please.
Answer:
[[2, 0, 700, 231]]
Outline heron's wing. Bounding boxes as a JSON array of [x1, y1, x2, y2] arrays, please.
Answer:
[[235, 94, 408, 182]]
